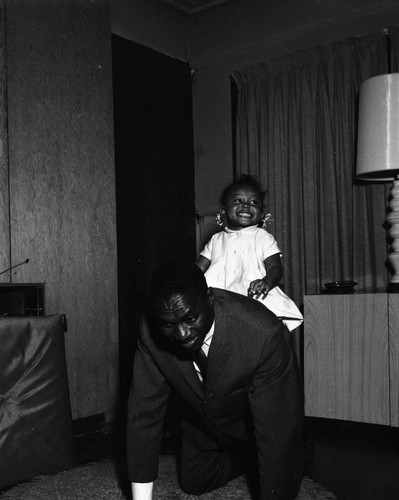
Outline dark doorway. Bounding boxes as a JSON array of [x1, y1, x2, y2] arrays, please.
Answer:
[[112, 35, 196, 413]]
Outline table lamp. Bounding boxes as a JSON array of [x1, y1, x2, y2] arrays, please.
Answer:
[[356, 73, 399, 290]]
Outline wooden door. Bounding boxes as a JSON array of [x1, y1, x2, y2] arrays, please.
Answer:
[[112, 36, 196, 407]]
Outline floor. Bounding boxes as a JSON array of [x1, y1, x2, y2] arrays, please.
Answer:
[[74, 417, 399, 500], [304, 418, 399, 500]]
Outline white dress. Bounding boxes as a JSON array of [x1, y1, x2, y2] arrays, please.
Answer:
[[200, 225, 303, 331]]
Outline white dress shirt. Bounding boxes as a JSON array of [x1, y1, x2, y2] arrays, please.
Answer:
[[193, 320, 214, 381]]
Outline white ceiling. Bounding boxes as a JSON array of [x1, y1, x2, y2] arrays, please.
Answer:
[[158, 0, 234, 15]]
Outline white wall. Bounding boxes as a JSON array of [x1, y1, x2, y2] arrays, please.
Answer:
[[111, 0, 188, 60]]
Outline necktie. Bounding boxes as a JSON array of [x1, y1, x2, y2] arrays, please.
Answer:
[[194, 348, 208, 382]]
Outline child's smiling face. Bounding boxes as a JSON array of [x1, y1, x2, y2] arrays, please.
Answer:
[[221, 183, 264, 230]]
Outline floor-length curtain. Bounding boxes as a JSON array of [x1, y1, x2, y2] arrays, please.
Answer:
[[232, 29, 399, 312]]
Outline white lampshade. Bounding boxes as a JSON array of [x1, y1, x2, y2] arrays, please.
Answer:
[[356, 73, 399, 181]]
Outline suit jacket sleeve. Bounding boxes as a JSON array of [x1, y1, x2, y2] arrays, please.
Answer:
[[249, 321, 304, 499], [126, 316, 171, 483]]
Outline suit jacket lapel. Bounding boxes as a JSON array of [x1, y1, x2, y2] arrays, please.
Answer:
[[205, 314, 231, 393], [175, 355, 204, 397], [170, 291, 232, 397], [171, 330, 231, 398]]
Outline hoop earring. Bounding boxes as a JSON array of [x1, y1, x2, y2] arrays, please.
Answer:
[[261, 213, 272, 230], [216, 212, 224, 226]]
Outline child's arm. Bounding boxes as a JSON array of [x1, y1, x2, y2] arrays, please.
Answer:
[[195, 255, 211, 273], [248, 253, 283, 299]]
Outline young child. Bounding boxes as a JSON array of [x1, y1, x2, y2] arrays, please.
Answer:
[[196, 175, 303, 331]]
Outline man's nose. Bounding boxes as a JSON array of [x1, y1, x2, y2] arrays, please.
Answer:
[[176, 323, 190, 340]]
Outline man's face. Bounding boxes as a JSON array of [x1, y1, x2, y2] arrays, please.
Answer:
[[153, 288, 214, 354]]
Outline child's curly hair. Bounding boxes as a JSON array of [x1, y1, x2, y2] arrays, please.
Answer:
[[219, 174, 265, 207]]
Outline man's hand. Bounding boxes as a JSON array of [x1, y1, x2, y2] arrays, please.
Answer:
[[248, 278, 270, 300]]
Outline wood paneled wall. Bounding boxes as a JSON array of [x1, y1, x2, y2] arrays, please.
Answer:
[[0, 0, 10, 281], [3, 0, 118, 420]]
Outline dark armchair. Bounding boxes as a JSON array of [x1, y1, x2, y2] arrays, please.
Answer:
[[0, 314, 77, 490]]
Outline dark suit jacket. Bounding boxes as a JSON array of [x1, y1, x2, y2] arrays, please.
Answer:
[[127, 288, 304, 499]]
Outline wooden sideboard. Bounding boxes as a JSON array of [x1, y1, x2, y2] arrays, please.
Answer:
[[304, 293, 399, 426]]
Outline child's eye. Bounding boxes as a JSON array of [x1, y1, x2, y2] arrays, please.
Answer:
[[250, 200, 259, 205], [186, 315, 198, 324]]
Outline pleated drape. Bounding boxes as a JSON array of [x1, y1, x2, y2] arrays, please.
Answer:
[[232, 29, 399, 312]]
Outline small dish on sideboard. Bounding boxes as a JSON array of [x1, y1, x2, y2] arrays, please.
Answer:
[[324, 281, 358, 294]]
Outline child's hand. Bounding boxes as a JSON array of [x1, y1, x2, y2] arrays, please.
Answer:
[[248, 278, 270, 300]]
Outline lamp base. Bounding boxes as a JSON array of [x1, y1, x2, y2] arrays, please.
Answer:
[[387, 180, 399, 291], [388, 251, 399, 285]]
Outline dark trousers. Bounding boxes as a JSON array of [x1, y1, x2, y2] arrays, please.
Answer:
[[177, 434, 257, 496]]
